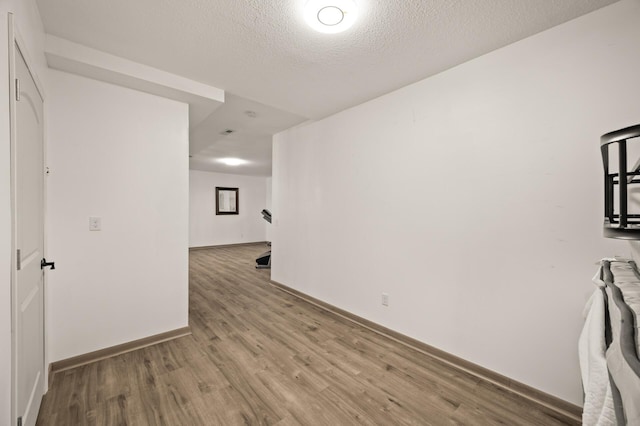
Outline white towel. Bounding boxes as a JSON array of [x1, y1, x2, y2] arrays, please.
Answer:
[[579, 289, 616, 426]]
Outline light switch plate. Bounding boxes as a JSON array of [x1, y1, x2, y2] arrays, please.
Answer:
[[382, 293, 389, 306]]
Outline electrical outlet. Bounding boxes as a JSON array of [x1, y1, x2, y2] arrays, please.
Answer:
[[381, 293, 389, 306]]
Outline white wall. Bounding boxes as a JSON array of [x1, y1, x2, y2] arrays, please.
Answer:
[[189, 170, 268, 247], [272, 0, 640, 406], [0, 2, 47, 424], [46, 70, 189, 362]]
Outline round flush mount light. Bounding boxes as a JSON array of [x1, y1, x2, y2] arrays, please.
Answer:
[[218, 158, 248, 166], [304, 0, 357, 34]]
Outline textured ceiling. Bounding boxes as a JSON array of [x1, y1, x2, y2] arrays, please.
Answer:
[[36, 0, 619, 174]]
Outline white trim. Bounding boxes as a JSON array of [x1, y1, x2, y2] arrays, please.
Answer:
[[9, 13, 18, 426]]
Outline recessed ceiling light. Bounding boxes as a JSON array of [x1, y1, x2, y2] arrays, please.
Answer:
[[304, 0, 357, 34], [218, 158, 248, 166]]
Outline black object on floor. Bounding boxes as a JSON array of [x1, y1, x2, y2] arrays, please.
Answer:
[[256, 209, 272, 269]]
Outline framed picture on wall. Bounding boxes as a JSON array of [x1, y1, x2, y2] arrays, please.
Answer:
[[216, 187, 239, 215]]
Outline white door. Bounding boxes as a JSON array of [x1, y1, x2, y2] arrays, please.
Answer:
[[14, 42, 46, 426]]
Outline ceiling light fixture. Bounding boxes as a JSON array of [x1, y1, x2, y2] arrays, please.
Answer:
[[304, 0, 357, 34], [218, 158, 248, 166]]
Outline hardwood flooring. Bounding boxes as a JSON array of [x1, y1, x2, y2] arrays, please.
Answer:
[[37, 244, 578, 425]]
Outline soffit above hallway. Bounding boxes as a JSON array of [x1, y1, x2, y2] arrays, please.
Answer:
[[44, 35, 225, 128], [36, 0, 619, 121]]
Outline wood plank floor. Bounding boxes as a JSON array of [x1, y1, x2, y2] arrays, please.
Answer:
[[37, 244, 578, 425]]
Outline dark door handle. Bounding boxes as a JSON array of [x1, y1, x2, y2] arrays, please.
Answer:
[[41, 258, 55, 270]]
